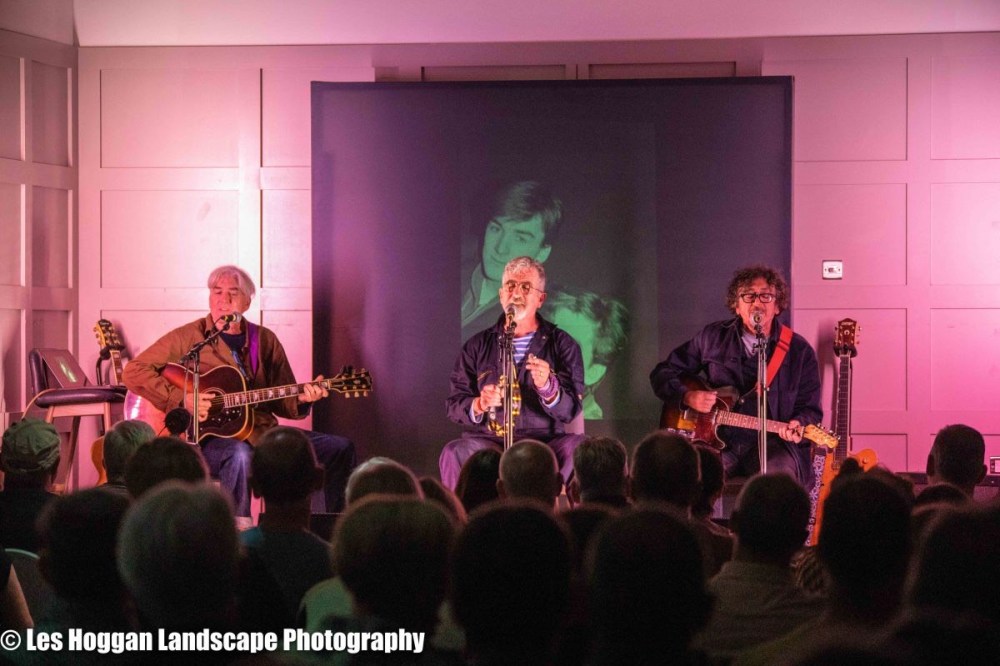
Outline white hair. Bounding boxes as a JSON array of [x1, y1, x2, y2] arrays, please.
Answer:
[[207, 265, 256, 301], [502, 256, 547, 291]]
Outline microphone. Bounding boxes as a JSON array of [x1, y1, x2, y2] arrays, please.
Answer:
[[165, 407, 192, 437], [751, 311, 764, 326], [218, 313, 242, 324], [504, 304, 517, 329]]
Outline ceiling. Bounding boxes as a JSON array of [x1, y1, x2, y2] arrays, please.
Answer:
[[2, 0, 1000, 47]]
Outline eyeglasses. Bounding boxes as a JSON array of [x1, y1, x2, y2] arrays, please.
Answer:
[[738, 292, 776, 304], [503, 280, 544, 296]]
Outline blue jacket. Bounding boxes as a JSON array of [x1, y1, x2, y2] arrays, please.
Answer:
[[447, 314, 585, 439]]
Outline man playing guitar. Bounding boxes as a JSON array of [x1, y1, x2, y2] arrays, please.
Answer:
[[122, 265, 357, 519], [650, 265, 823, 487]]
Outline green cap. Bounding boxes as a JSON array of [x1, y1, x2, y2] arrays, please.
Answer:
[[1, 418, 61, 474]]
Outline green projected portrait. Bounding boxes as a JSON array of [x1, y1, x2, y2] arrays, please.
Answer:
[[460, 181, 563, 340], [546, 290, 629, 420]]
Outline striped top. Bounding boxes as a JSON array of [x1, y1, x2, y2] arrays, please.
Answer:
[[512, 332, 535, 364]]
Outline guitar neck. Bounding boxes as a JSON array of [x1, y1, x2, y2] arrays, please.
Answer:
[[716, 410, 793, 435], [834, 351, 852, 460], [109, 350, 125, 386], [219, 378, 341, 409]]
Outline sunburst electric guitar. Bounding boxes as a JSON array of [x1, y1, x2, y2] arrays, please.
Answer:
[[806, 319, 878, 545], [660, 374, 838, 451]]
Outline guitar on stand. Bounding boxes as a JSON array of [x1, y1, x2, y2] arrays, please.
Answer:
[[806, 319, 878, 545], [91, 319, 128, 484]]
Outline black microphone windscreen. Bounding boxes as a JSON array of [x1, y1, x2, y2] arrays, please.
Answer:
[[165, 407, 192, 435]]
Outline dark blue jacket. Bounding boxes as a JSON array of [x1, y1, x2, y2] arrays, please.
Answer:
[[447, 315, 584, 439], [650, 317, 823, 474]]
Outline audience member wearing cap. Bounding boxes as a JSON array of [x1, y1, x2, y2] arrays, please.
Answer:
[[0, 418, 61, 551]]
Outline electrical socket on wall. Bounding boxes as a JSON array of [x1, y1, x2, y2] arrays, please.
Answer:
[[822, 260, 843, 280]]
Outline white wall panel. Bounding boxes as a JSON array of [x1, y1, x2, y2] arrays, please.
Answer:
[[0, 54, 21, 160], [794, 183, 907, 286], [0, 182, 21, 286], [262, 189, 310, 288], [930, 309, 1000, 412], [763, 58, 907, 162], [100, 68, 242, 168], [931, 56, 1000, 160], [930, 182, 1000, 285], [31, 60, 70, 166], [32, 309, 70, 350], [100, 190, 241, 288], [31, 185, 70, 288]]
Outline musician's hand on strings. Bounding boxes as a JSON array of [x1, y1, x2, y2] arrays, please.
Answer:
[[299, 375, 329, 403], [778, 419, 804, 444], [184, 392, 213, 422], [474, 384, 502, 416], [526, 354, 552, 389], [684, 390, 718, 414]]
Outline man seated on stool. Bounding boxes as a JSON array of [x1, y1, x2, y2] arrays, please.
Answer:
[[123, 265, 356, 523], [441, 256, 586, 490]]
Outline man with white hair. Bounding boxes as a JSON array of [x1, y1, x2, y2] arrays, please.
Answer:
[[123, 265, 356, 520], [441, 256, 586, 489]]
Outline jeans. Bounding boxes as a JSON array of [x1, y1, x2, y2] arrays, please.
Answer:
[[201, 429, 356, 517]]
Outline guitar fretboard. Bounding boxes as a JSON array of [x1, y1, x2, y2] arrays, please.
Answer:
[[834, 351, 852, 464], [716, 410, 789, 434], [109, 350, 125, 386], [216, 378, 366, 409]]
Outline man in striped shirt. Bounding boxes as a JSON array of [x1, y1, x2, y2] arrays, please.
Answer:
[[442, 257, 586, 491]]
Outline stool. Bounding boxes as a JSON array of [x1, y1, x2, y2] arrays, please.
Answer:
[[26, 349, 126, 492]]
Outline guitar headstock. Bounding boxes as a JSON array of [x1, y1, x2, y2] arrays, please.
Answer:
[[803, 424, 839, 450], [329, 366, 372, 398], [833, 318, 859, 358], [93, 319, 125, 357]]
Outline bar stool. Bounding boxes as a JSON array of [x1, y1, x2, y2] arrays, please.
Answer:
[[25, 349, 126, 492]]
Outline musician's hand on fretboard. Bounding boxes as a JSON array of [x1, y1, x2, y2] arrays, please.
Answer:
[[778, 419, 804, 444], [298, 375, 329, 403]]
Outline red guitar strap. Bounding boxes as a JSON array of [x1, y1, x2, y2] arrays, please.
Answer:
[[764, 324, 794, 388]]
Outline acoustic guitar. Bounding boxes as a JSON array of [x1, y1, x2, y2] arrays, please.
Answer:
[[91, 319, 127, 484], [660, 374, 838, 451], [806, 319, 877, 545], [124, 363, 372, 443]]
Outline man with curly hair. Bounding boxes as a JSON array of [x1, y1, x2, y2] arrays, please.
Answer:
[[649, 265, 822, 486]]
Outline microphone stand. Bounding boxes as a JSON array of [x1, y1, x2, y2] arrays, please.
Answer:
[[179, 317, 232, 443], [754, 319, 769, 474], [499, 315, 517, 451]]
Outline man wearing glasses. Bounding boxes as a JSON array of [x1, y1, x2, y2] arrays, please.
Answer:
[[441, 256, 586, 490], [650, 265, 822, 486]]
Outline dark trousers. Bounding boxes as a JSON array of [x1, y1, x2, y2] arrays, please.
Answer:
[[439, 432, 585, 490]]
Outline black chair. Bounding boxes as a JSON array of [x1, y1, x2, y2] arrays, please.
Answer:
[[25, 349, 126, 492]]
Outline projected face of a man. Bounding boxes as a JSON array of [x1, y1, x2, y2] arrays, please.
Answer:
[[481, 214, 551, 283], [549, 308, 605, 386]]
